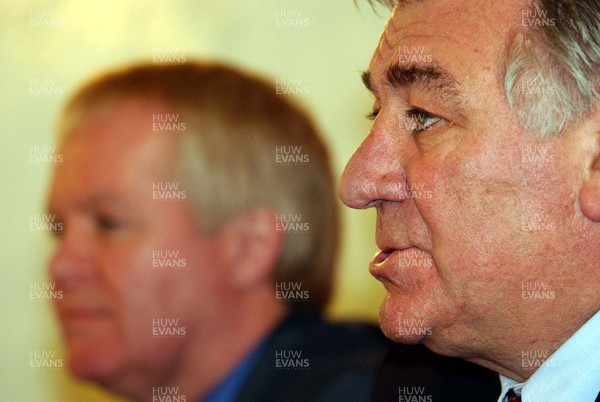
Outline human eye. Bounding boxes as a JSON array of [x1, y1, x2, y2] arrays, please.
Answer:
[[50, 219, 65, 239], [96, 214, 123, 233], [405, 108, 442, 134], [51, 224, 65, 238]]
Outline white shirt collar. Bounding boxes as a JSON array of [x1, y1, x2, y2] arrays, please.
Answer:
[[498, 310, 600, 402]]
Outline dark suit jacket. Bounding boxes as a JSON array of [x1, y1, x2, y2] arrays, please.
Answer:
[[371, 343, 501, 402], [234, 311, 501, 402], [235, 310, 390, 402]]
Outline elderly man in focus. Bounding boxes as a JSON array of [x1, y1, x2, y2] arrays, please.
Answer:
[[340, 0, 600, 401], [47, 61, 390, 402]]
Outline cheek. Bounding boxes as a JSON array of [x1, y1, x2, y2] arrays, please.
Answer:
[[412, 136, 526, 282], [96, 242, 168, 350], [131, 236, 226, 335], [415, 130, 578, 290], [95, 246, 193, 369], [102, 245, 152, 302]]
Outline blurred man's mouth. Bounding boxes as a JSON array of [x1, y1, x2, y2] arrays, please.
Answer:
[[59, 306, 111, 333]]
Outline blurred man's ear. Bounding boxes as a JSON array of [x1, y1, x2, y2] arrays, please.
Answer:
[[579, 110, 600, 222], [217, 208, 284, 290]]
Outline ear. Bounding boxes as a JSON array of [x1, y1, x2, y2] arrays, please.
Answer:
[[216, 208, 285, 291], [579, 111, 600, 222], [580, 151, 600, 222]]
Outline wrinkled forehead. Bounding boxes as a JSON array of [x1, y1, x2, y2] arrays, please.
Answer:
[[372, 0, 527, 74]]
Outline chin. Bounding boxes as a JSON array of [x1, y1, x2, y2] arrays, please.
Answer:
[[66, 339, 124, 384], [378, 293, 434, 345]]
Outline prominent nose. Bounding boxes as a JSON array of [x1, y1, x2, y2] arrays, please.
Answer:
[[339, 124, 410, 209], [48, 223, 96, 289]]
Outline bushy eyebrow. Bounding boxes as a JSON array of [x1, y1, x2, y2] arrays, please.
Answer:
[[362, 62, 467, 118], [387, 63, 447, 88], [362, 70, 374, 94]]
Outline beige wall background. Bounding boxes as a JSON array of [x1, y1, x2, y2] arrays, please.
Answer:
[[0, 1, 388, 401]]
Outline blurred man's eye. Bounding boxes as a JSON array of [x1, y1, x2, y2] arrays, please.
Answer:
[[97, 215, 123, 232], [50, 224, 65, 239]]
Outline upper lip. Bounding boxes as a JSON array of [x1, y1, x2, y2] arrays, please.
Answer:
[[57, 302, 110, 317], [371, 234, 417, 270], [375, 221, 410, 252], [371, 242, 414, 267], [375, 241, 413, 254]]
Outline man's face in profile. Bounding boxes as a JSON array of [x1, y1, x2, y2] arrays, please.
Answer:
[[47, 98, 228, 387], [340, 0, 588, 357]]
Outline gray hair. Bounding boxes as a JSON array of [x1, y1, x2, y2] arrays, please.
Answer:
[[58, 62, 340, 312], [368, 0, 600, 136]]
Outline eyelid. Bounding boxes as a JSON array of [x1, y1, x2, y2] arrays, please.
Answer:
[[366, 106, 446, 133], [405, 107, 442, 134], [97, 214, 123, 231], [367, 109, 380, 121], [50, 225, 65, 239], [47, 213, 65, 238]]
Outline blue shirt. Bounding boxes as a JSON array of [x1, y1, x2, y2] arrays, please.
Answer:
[[201, 341, 266, 402], [498, 310, 600, 402]]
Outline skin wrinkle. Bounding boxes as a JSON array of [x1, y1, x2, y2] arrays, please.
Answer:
[[48, 98, 289, 401], [384, 63, 468, 121], [362, 63, 469, 126], [379, 23, 395, 60], [340, 0, 600, 383], [366, 28, 480, 120]]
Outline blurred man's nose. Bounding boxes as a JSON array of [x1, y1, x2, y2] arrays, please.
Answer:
[[49, 225, 95, 288], [339, 124, 410, 209]]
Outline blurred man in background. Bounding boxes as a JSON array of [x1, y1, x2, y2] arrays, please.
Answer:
[[46, 61, 389, 402], [341, 1, 600, 401]]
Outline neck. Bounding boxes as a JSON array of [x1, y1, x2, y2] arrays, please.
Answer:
[[428, 301, 600, 383], [119, 291, 288, 402], [471, 309, 598, 382]]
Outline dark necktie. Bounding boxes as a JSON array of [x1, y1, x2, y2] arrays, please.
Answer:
[[506, 389, 521, 402]]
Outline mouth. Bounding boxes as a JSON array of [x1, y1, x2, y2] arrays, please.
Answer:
[[372, 248, 394, 265], [369, 248, 400, 280], [63, 309, 103, 319], [59, 307, 111, 329], [369, 245, 432, 286]]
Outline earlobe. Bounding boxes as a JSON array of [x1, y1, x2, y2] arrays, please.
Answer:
[[219, 208, 284, 290]]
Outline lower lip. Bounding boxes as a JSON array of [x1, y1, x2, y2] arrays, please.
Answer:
[[369, 249, 399, 277], [373, 249, 392, 264], [369, 247, 432, 284]]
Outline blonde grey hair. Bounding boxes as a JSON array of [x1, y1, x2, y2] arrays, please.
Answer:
[[368, 0, 600, 136], [58, 62, 339, 312]]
